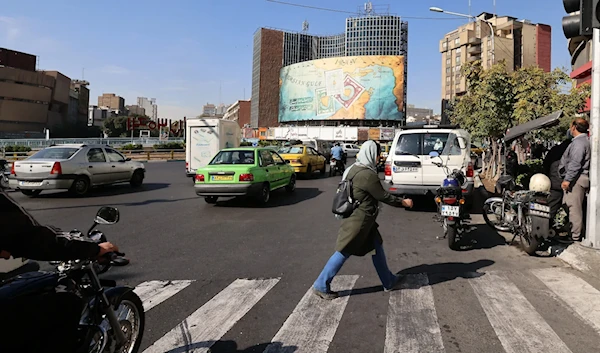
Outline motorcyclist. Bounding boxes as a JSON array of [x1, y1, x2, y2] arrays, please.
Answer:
[[331, 143, 345, 170], [543, 138, 572, 222], [0, 189, 119, 353]]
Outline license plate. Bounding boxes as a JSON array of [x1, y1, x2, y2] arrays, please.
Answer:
[[441, 205, 460, 217], [530, 203, 550, 213], [211, 175, 233, 181], [394, 166, 418, 173], [19, 181, 42, 186]]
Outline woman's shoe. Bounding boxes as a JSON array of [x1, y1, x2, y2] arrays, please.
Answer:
[[312, 287, 339, 300], [384, 275, 403, 293]]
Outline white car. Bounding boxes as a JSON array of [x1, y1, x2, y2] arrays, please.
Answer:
[[9, 144, 145, 197], [342, 143, 360, 158], [383, 125, 474, 199]]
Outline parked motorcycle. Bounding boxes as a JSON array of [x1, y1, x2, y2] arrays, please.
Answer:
[[430, 151, 472, 250], [329, 158, 345, 177], [0, 159, 10, 189], [483, 175, 552, 255], [0, 207, 145, 353]]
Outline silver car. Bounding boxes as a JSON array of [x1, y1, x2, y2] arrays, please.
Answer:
[[9, 144, 145, 197]]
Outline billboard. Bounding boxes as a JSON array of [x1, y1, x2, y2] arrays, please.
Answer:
[[279, 55, 405, 122]]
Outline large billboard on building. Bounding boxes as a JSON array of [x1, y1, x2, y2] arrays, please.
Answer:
[[278, 55, 405, 122]]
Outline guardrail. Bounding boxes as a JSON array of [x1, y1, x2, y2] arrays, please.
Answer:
[[0, 138, 185, 148], [1, 149, 186, 162]]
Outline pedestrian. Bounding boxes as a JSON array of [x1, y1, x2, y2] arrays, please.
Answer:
[[542, 136, 571, 222], [558, 118, 591, 241], [312, 140, 413, 300]]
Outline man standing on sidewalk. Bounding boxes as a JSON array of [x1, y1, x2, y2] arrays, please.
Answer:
[[559, 118, 591, 241]]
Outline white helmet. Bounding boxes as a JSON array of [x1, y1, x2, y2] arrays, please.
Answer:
[[529, 173, 551, 192]]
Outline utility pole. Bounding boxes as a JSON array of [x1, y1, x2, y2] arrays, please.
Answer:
[[586, 28, 600, 248]]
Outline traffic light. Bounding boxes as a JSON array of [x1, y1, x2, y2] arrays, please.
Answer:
[[562, 0, 599, 38]]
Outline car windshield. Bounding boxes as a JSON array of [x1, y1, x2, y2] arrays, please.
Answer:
[[278, 146, 304, 154], [209, 150, 255, 165], [29, 147, 79, 160]]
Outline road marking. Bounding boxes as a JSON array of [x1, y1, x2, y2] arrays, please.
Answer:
[[262, 275, 359, 353], [470, 272, 572, 353], [134, 280, 194, 312], [532, 268, 600, 335], [385, 273, 445, 353], [143, 278, 280, 353]]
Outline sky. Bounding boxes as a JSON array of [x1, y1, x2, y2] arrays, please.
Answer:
[[0, 0, 573, 117]]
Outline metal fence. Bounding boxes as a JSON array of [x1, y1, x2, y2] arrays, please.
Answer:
[[0, 137, 184, 148]]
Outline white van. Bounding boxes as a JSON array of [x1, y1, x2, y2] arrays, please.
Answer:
[[383, 125, 474, 199]]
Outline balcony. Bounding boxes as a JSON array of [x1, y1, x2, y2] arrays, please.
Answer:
[[468, 55, 481, 62], [468, 46, 482, 54], [468, 37, 481, 45]]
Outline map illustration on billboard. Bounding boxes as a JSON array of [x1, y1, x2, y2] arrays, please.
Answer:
[[278, 55, 405, 122]]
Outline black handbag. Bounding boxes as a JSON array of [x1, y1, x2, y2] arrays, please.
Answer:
[[332, 169, 365, 218]]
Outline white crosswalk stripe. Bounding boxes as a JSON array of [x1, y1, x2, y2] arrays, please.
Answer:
[[385, 273, 445, 353], [470, 272, 572, 353], [134, 269, 600, 353], [263, 275, 359, 353], [532, 267, 600, 336], [134, 280, 194, 312], [142, 278, 279, 353]]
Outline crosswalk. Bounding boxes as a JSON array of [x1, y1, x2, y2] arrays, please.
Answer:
[[129, 267, 600, 353]]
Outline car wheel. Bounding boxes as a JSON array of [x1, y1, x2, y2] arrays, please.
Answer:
[[130, 170, 144, 188], [285, 175, 296, 193], [257, 183, 270, 205], [205, 196, 218, 204], [70, 176, 90, 196], [305, 165, 312, 178], [21, 189, 42, 197]]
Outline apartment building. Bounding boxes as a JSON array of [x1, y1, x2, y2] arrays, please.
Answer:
[[98, 93, 125, 113], [137, 97, 157, 120], [223, 100, 251, 128], [439, 12, 551, 100]]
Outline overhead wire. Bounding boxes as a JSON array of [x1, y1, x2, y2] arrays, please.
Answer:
[[265, 0, 466, 20]]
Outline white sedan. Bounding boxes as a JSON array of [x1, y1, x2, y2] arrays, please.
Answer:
[[9, 144, 145, 197]]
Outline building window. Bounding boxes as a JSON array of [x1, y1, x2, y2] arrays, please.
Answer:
[[446, 67, 451, 74], [455, 56, 461, 64], [456, 48, 461, 54], [443, 42, 447, 49], [446, 77, 451, 83], [454, 38, 460, 45], [446, 58, 451, 65]]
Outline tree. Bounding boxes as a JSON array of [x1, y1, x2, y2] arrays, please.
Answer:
[[103, 116, 129, 137], [449, 60, 590, 178]]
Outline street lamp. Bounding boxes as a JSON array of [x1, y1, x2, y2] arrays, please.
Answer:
[[429, 7, 495, 65]]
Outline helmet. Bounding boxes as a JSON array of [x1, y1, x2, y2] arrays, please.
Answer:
[[529, 173, 551, 192]]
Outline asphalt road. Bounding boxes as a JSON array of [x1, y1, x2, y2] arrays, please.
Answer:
[[11, 161, 600, 353]]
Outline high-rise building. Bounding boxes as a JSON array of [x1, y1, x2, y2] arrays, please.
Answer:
[[251, 6, 408, 128], [137, 97, 158, 120], [439, 12, 551, 100], [98, 93, 125, 113]]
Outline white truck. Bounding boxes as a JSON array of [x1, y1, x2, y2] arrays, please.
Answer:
[[185, 118, 241, 178]]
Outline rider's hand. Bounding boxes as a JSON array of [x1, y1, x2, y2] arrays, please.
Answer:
[[561, 181, 570, 191], [97, 242, 119, 258], [0, 250, 11, 259], [402, 198, 414, 209]]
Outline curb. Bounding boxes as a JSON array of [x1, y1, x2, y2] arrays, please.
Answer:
[[557, 243, 600, 281], [134, 159, 185, 163]]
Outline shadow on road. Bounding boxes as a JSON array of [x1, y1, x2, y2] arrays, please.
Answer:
[[28, 196, 198, 212], [162, 341, 296, 353], [214, 187, 322, 208], [30, 183, 170, 199]]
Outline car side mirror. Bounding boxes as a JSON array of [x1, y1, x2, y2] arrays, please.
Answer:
[[429, 151, 439, 158], [285, 160, 290, 164], [125, 157, 131, 161]]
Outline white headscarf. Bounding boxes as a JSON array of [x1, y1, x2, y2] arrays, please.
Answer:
[[342, 140, 379, 180]]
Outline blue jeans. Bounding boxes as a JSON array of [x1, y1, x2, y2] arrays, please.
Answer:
[[313, 239, 395, 292]]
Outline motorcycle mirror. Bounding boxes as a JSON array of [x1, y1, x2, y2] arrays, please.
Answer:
[[95, 207, 119, 225]]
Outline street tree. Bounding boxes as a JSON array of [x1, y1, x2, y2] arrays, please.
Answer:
[[103, 116, 129, 137], [449, 60, 590, 178]]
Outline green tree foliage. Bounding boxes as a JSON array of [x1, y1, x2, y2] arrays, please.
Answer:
[[103, 116, 129, 137], [449, 60, 591, 177]]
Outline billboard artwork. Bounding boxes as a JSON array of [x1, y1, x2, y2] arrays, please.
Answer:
[[279, 55, 405, 122]]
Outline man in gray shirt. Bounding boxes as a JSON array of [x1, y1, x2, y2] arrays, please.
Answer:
[[559, 118, 591, 241]]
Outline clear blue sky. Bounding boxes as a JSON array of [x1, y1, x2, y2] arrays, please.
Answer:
[[0, 0, 572, 118]]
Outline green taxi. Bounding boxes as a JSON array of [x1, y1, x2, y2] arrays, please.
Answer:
[[194, 147, 296, 204]]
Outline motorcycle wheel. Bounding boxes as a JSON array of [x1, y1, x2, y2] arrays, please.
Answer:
[[108, 291, 145, 353], [482, 202, 511, 232], [445, 220, 459, 250], [521, 216, 539, 256]]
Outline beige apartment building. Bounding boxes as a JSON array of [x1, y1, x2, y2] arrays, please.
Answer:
[[439, 12, 551, 100], [98, 93, 125, 113]]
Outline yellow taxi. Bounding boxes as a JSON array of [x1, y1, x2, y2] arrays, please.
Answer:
[[277, 145, 326, 177]]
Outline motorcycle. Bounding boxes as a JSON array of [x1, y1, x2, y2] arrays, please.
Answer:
[[0, 207, 145, 353], [0, 159, 10, 189], [430, 151, 472, 250], [482, 110, 564, 255], [329, 158, 345, 177]]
